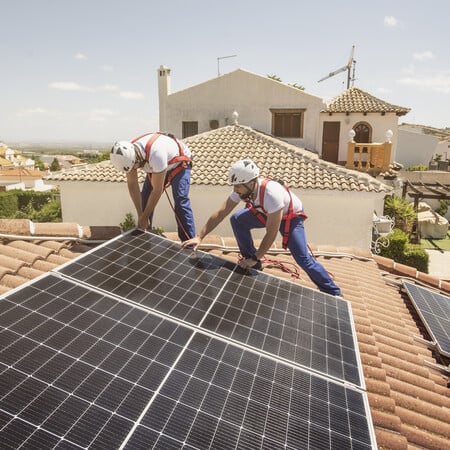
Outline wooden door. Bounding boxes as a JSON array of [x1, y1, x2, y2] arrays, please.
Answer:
[[322, 122, 340, 163]]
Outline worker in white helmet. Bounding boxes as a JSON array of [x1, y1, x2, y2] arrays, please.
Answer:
[[110, 132, 195, 241], [182, 159, 341, 296]]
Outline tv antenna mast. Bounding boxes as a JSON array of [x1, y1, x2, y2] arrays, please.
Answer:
[[217, 54, 237, 76], [318, 45, 356, 89]]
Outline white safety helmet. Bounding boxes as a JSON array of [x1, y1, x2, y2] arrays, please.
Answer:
[[228, 159, 260, 185], [110, 141, 136, 172]]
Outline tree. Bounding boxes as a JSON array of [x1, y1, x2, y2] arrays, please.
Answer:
[[50, 158, 61, 172], [32, 156, 46, 171], [96, 150, 111, 162]]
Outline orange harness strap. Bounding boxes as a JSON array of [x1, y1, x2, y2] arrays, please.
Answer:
[[131, 132, 192, 187], [246, 178, 307, 249]]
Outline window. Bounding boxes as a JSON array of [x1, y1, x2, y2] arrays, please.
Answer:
[[270, 109, 305, 138], [182, 121, 198, 138], [353, 122, 372, 143]]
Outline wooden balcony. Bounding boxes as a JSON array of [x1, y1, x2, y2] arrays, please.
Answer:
[[346, 142, 392, 174]]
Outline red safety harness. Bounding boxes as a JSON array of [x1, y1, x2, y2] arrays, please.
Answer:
[[246, 178, 307, 249], [131, 132, 192, 187]]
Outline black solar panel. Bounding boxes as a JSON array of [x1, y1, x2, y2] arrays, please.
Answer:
[[0, 230, 377, 448], [58, 230, 363, 387], [58, 230, 236, 326], [403, 281, 450, 357], [0, 274, 193, 449]]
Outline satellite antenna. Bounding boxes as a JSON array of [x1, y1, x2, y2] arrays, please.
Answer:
[[318, 45, 356, 89], [217, 54, 237, 76]]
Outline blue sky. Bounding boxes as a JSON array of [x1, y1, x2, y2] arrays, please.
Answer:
[[1, 0, 449, 144]]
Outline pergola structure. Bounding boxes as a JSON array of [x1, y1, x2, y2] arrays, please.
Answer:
[[402, 181, 450, 242]]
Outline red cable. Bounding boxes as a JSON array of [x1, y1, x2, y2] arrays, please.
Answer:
[[238, 254, 302, 280]]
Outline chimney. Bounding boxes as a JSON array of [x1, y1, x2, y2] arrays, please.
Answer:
[[158, 65, 171, 131]]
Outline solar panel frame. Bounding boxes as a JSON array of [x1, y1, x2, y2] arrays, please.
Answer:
[[403, 281, 450, 357], [0, 230, 377, 448]]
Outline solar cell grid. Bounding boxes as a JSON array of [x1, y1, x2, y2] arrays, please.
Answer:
[[0, 274, 195, 449], [125, 333, 374, 450], [403, 281, 450, 357], [202, 268, 361, 385], [58, 231, 238, 326]]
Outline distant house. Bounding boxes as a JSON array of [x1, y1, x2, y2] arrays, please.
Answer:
[[397, 123, 450, 168], [322, 87, 410, 165], [45, 125, 391, 248], [157, 66, 410, 167], [0, 168, 53, 192], [0, 143, 35, 169]]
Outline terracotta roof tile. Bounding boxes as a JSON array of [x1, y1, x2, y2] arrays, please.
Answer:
[[0, 220, 121, 293], [33, 222, 82, 237], [7, 240, 55, 259], [326, 87, 411, 115], [45, 125, 392, 194]]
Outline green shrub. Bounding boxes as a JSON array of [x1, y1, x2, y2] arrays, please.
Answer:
[[406, 165, 428, 171], [378, 228, 429, 273], [0, 190, 60, 221], [0, 193, 19, 218], [384, 195, 416, 234], [32, 201, 62, 222], [120, 213, 136, 231], [16, 190, 53, 211]]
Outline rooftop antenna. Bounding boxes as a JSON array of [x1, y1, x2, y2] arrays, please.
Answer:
[[318, 45, 356, 89], [217, 54, 237, 77]]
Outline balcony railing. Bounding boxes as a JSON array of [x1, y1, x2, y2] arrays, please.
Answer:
[[346, 142, 392, 173]]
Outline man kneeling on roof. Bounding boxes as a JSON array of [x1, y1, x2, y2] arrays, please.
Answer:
[[181, 159, 341, 296], [110, 132, 195, 242]]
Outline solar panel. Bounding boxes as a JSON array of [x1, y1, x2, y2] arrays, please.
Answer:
[[403, 281, 450, 357], [58, 230, 364, 387], [0, 274, 193, 449], [57, 230, 236, 326], [0, 230, 377, 448]]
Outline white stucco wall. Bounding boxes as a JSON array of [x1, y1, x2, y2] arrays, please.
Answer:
[[396, 129, 438, 168], [319, 113, 400, 162], [58, 182, 135, 227], [58, 181, 384, 249], [160, 69, 325, 152]]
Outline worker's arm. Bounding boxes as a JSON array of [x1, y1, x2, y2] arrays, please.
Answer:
[[126, 169, 143, 219], [138, 170, 166, 229], [181, 197, 238, 250], [239, 208, 283, 269]]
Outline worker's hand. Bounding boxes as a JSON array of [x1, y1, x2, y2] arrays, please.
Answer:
[[181, 236, 201, 251], [238, 258, 258, 269], [138, 214, 150, 230]]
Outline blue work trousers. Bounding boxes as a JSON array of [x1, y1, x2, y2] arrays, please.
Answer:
[[230, 208, 341, 296], [141, 167, 196, 242]]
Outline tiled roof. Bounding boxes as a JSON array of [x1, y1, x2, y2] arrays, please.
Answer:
[[0, 220, 449, 448], [326, 87, 411, 116], [45, 125, 392, 193], [0, 219, 121, 294], [45, 160, 133, 183]]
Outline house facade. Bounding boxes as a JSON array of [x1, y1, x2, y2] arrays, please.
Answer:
[[45, 125, 391, 248], [158, 66, 410, 167]]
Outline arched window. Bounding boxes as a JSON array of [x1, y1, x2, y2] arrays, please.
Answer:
[[353, 122, 372, 143]]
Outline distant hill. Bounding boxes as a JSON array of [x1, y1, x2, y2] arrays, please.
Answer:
[[5, 142, 111, 153]]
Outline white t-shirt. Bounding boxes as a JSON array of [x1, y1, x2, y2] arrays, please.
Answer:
[[133, 133, 192, 173], [229, 178, 303, 215]]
